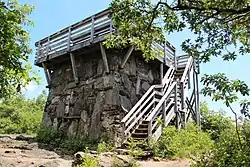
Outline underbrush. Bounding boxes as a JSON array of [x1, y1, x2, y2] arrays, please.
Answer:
[[153, 123, 214, 159], [36, 125, 99, 154]]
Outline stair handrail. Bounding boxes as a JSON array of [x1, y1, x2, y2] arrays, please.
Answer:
[[180, 57, 193, 83], [121, 85, 159, 126], [146, 82, 177, 137], [180, 56, 193, 109], [121, 66, 176, 143]]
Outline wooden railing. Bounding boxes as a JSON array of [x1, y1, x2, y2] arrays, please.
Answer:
[[121, 66, 175, 143], [146, 82, 177, 140], [35, 9, 176, 65]]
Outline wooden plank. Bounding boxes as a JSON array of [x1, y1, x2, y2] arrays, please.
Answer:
[[120, 47, 134, 69], [121, 85, 155, 124], [42, 63, 51, 85], [70, 53, 79, 84], [99, 43, 110, 73]]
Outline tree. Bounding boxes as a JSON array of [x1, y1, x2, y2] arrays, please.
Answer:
[[0, 0, 37, 99], [0, 92, 47, 134], [105, 0, 250, 122]]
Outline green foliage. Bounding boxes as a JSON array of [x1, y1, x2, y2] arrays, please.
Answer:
[[200, 102, 233, 140], [108, 0, 250, 117], [77, 153, 98, 167], [194, 121, 250, 167], [0, 92, 46, 134], [97, 141, 114, 154], [126, 137, 144, 158], [153, 123, 214, 158], [37, 125, 98, 155], [108, 0, 249, 62], [0, 0, 39, 98]]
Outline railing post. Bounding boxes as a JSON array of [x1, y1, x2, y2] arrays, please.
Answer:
[[193, 64, 200, 126], [46, 37, 50, 59], [67, 27, 72, 51], [181, 82, 184, 110], [90, 16, 95, 43], [188, 67, 191, 89], [174, 81, 180, 130], [38, 41, 41, 59], [148, 121, 152, 138]]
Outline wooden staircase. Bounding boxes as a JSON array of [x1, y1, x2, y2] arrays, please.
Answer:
[[121, 55, 199, 144]]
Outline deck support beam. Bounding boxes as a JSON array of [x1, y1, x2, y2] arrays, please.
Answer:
[[120, 46, 134, 69], [42, 63, 51, 85], [70, 53, 79, 84], [100, 43, 110, 73]]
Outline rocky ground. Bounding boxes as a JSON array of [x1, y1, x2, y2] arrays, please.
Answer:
[[0, 135, 189, 167]]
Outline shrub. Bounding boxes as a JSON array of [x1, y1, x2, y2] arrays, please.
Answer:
[[153, 123, 214, 159], [37, 125, 98, 154], [77, 152, 98, 167], [0, 93, 46, 135]]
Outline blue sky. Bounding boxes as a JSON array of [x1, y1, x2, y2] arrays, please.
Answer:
[[20, 0, 250, 116]]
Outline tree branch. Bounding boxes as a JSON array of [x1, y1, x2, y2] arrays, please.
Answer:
[[228, 104, 243, 151]]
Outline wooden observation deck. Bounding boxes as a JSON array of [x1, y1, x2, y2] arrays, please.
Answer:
[[35, 9, 176, 67]]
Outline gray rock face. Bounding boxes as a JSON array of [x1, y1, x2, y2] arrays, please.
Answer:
[[43, 50, 160, 146]]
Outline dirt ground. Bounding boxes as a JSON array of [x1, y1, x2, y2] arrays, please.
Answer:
[[0, 135, 189, 167]]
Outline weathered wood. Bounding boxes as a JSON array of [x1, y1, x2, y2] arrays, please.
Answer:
[[70, 53, 79, 84], [195, 71, 200, 126], [120, 47, 134, 69], [99, 43, 110, 73], [193, 65, 199, 126], [46, 37, 50, 57], [121, 85, 156, 125], [136, 76, 141, 95], [67, 27, 71, 51], [42, 63, 51, 85], [90, 16, 95, 42]]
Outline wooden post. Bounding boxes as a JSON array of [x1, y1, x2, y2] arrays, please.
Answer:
[[174, 82, 180, 130], [109, 19, 113, 32], [188, 68, 191, 89], [100, 43, 110, 73], [148, 121, 152, 138], [70, 53, 79, 84], [181, 82, 184, 110], [195, 71, 200, 126], [164, 40, 167, 65], [38, 41, 41, 59], [193, 64, 199, 126], [67, 27, 72, 51], [120, 46, 134, 69], [42, 63, 51, 85], [90, 16, 95, 43], [46, 37, 50, 59]]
